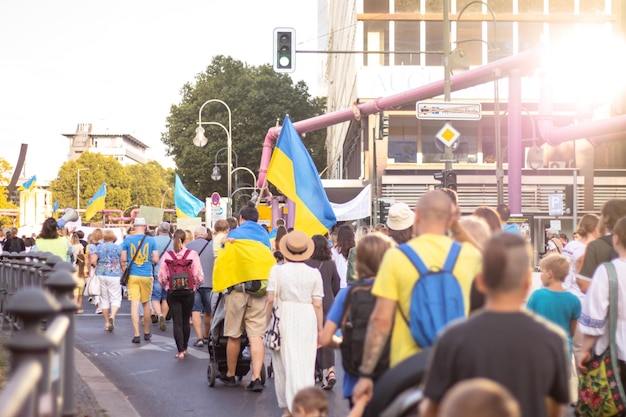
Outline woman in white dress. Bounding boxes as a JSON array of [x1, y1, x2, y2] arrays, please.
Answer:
[[266, 231, 324, 417]]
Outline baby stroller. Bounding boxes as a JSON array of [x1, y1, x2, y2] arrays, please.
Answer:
[[206, 292, 266, 387]]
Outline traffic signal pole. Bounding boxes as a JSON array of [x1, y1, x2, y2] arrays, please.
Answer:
[[442, 0, 453, 172]]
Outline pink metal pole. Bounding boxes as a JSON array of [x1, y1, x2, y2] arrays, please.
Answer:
[[257, 48, 542, 188], [542, 115, 626, 146]]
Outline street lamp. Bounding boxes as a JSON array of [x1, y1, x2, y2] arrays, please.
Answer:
[[77, 167, 90, 211], [454, 1, 501, 204], [229, 167, 259, 213], [194, 99, 233, 216], [211, 147, 239, 182]]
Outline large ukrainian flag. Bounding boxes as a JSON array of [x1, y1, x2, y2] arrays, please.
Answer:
[[266, 116, 336, 236], [84, 182, 106, 221], [17, 175, 37, 191], [174, 174, 205, 218], [212, 224, 275, 292]]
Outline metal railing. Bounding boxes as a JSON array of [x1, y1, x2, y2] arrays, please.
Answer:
[[0, 251, 79, 417]]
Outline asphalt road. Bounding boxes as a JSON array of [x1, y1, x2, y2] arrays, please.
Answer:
[[74, 297, 351, 417]]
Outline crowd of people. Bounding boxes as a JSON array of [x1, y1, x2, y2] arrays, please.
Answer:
[[4, 194, 626, 417]]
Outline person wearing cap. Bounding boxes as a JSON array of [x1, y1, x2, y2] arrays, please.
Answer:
[[386, 202, 415, 244], [266, 230, 324, 417], [353, 190, 482, 406], [121, 217, 159, 344], [151, 221, 173, 332]]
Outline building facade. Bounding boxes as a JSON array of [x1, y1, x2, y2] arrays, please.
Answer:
[[63, 123, 149, 166]]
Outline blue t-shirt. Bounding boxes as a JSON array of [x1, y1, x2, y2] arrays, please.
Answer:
[[121, 234, 157, 278], [503, 223, 522, 235], [527, 288, 581, 355], [153, 235, 173, 277], [327, 278, 375, 399], [94, 242, 122, 277]]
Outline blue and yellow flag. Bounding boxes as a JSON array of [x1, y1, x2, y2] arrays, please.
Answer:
[[84, 182, 106, 221], [52, 200, 60, 218], [266, 116, 336, 236], [17, 175, 36, 191], [174, 174, 205, 218], [212, 222, 275, 292]]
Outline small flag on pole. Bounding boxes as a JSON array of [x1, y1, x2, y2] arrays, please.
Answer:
[[174, 174, 205, 218], [84, 182, 106, 221], [17, 175, 37, 191]]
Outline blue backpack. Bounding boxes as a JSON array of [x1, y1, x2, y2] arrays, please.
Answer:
[[397, 242, 464, 348]]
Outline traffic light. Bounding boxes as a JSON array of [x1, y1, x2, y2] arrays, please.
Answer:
[[379, 200, 391, 224], [433, 171, 444, 189], [273, 28, 296, 73], [445, 170, 457, 191], [379, 113, 389, 139]]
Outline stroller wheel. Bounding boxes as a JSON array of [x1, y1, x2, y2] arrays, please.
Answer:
[[260, 364, 266, 385], [207, 363, 216, 387], [267, 362, 274, 379]]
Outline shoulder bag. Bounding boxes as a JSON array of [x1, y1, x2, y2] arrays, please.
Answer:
[[576, 262, 626, 417], [263, 269, 281, 351], [120, 235, 147, 286]]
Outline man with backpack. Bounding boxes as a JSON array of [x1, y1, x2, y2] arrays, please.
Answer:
[[352, 190, 482, 405]]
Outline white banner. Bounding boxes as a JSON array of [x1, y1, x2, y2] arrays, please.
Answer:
[[329, 184, 371, 221]]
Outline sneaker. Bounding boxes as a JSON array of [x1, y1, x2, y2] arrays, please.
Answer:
[[151, 313, 158, 324], [144, 332, 152, 341], [193, 339, 204, 347], [220, 375, 238, 387], [158, 315, 166, 332], [108, 318, 114, 332], [131, 336, 140, 344], [246, 378, 264, 392], [95, 308, 102, 314]]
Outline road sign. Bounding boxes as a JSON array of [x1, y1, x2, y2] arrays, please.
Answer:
[[211, 192, 221, 206], [548, 194, 563, 216], [435, 123, 460, 148], [416, 101, 482, 120]]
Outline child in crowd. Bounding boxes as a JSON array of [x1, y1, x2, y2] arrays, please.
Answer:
[[212, 219, 230, 257], [527, 254, 581, 356], [319, 232, 394, 407], [439, 378, 521, 417], [291, 387, 328, 417]]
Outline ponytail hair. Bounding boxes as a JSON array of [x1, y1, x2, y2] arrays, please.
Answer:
[[172, 229, 186, 253]]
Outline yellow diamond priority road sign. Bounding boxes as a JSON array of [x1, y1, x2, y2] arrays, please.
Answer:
[[435, 123, 460, 148]]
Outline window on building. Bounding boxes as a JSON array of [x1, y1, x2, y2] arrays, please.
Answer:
[[550, 0, 575, 13], [488, 21, 514, 61], [94, 140, 98, 148], [364, 0, 389, 13], [387, 116, 417, 163], [396, 0, 420, 13], [425, 21, 443, 66], [364, 21, 390, 66], [395, 21, 421, 65], [580, 0, 607, 14], [518, 22, 543, 52], [518, 0, 545, 13], [425, 0, 442, 13], [455, 21, 482, 66]]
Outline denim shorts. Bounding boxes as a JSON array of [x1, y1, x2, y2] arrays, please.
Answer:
[[192, 287, 214, 313], [151, 278, 167, 302]]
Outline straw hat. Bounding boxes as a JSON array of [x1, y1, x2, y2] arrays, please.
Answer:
[[279, 231, 314, 262]]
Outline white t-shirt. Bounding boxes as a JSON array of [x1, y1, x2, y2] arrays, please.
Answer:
[[579, 258, 626, 360], [562, 239, 586, 302], [330, 246, 348, 288]]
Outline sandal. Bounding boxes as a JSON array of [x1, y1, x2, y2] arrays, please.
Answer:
[[322, 371, 336, 390], [175, 352, 186, 359]]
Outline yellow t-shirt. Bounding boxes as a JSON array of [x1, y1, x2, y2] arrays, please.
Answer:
[[372, 233, 482, 367]]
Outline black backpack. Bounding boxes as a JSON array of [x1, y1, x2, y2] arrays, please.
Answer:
[[340, 279, 390, 379], [9, 238, 23, 253]]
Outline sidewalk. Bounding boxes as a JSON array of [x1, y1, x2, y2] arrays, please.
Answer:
[[0, 328, 139, 417]]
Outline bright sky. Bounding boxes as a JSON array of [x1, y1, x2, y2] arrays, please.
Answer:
[[0, 0, 323, 182]]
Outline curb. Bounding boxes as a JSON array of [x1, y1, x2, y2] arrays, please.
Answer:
[[74, 348, 141, 417]]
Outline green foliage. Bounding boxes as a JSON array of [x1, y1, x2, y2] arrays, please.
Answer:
[[0, 158, 17, 227], [50, 153, 175, 222], [162, 55, 327, 200]]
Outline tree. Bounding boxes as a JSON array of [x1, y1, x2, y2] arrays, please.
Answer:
[[0, 158, 18, 227], [49, 153, 132, 220], [161, 55, 327, 201], [125, 161, 175, 210]]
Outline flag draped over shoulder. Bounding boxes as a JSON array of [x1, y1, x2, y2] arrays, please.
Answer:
[[17, 175, 36, 191], [266, 116, 336, 237], [212, 224, 275, 292], [174, 174, 205, 218], [84, 182, 106, 221]]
